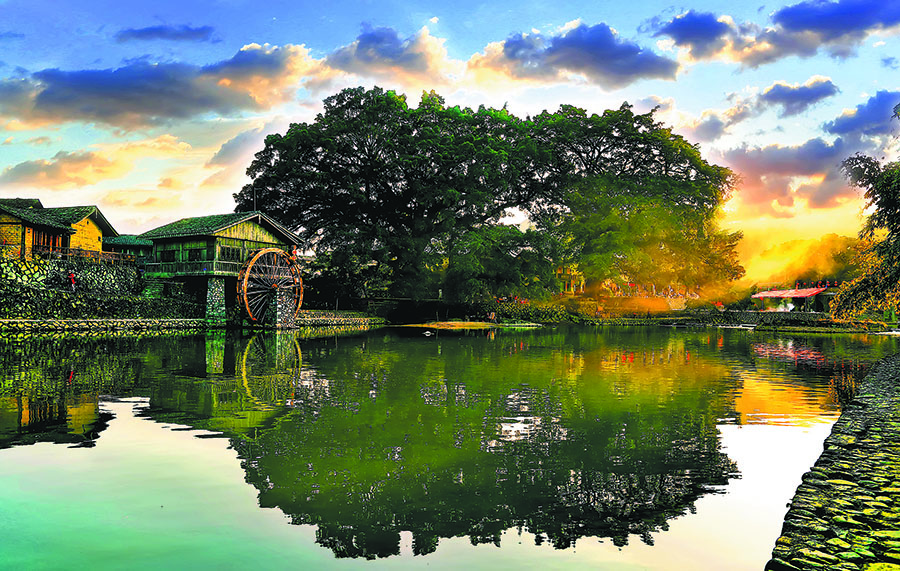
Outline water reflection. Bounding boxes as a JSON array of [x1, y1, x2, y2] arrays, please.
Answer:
[[0, 326, 896, 562]]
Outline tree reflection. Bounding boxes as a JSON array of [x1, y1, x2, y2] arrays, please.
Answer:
[[233, 329, 742, 558], [1, 327, 897, 557]]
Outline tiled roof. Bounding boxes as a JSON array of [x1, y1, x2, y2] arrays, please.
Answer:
[[0, 202, 118, 236], [0, 205, 72, 232], [42, 206, 119, 237], [42, 206, 98, 225], [141, 211, 299, 243], [0, 198, 43, 209], [751, 287, 827, 299], [103, 234, 153, 246]]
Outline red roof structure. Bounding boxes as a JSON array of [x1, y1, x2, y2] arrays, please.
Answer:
[[751, 287, 827, 299]]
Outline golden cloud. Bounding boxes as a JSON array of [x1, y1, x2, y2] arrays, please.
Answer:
[[208, 43, 338, 107], [0, 151, 130, 188], [0, 135, 194, 189]]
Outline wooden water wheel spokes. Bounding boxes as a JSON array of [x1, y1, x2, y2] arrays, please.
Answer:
[[238, 248, 303, 324]]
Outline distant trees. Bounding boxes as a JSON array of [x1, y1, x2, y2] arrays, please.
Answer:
[[235, 87, 743, 303]]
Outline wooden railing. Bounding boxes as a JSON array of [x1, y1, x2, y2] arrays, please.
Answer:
[[31, 245, 135, 264], [144, 260, 243, 276]]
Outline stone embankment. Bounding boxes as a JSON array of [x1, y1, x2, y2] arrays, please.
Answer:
[[766, 354, 900, 571], [0, 311, 382, 335], [0, 318, 205, 333], [295, 310, 381, 327]]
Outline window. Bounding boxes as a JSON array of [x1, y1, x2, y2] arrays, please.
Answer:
[[221, 246, 242, 262], [160, 250, 176, 262], [188, 248, 203, 261]]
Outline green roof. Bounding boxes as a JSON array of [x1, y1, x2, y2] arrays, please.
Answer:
[[0, 205, 72, 232], [140, 211, 299, 243], [103, 234, 153, 247], [41, 206, 118, 236], [42, 206, 98, 225], [0, 198, 43, 209], [0, 201, 119, 236]]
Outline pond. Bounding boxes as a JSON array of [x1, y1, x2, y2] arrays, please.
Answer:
[[0, 325, 896, 569]]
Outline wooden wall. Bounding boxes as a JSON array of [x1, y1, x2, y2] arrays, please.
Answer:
[[0, 214, 23, 247], [69, 217, 103, 250], [215, 220, 281, 244]]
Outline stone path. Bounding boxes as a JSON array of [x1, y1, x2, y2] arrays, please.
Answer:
[[767, 354, 900, 570]]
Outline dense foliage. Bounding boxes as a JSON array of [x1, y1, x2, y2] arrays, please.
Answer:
[[832, 154, 900, 318], [236, 87, 743, 303]]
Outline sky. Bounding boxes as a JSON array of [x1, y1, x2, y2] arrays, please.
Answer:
[[0, 0, 898, 277]]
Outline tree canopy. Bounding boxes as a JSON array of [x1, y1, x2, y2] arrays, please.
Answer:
[[235, 86, 743, 303], [831, 154, 900, 318]]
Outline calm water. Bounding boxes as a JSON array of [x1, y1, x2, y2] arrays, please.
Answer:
[[0, 326, 896, 569]]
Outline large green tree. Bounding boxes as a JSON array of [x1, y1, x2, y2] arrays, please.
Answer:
[[441, 224, 561, 304], [832, 154, 900, 317], [237, 88, 742, 301], [529, 105, 742, 290], [235, 87, 553, 298]]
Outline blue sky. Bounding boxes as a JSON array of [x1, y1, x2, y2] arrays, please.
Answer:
[[0, 0, 898, 273]]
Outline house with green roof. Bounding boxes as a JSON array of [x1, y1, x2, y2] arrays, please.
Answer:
[[140, 211, 300, 324], [103, 235, 153, 263], [42, 205, 119, 251], [0, 198, 122, 261], [141, 211, 299, 276], [0, 201, 72, 260]]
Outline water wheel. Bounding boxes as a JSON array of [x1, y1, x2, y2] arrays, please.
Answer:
[[237, 248, 303, 324]]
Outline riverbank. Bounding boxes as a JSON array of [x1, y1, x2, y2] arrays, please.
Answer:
[[766, 353, 900, 570], [0, 310, 384, 335]]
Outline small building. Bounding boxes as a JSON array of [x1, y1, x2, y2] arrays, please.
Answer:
[[141, 211, 300, 324], [751, 286, 834, 312], [0, 199, 124, 262], [0, 202, 73, 260], [555, 265, 585, 294], [103, 235, 153, 264], [41, 206, 119, 252]]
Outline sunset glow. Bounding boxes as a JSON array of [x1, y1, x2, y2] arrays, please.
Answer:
[[1, 0, 898, 281]]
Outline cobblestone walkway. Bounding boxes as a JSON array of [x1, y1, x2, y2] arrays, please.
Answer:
[[767, 354, 900, 570]]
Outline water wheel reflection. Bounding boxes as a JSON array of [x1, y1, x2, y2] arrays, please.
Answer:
[[240, 334, 302, 406]]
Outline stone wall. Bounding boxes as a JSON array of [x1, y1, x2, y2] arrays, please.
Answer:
[[0, 257, 142, 295], [0, 274, 204, 320], [0, 257, 208, 320], [0, 318, 206, 333], [0, 258, 382, 328], [294, 310, 383, 327], [206, 277, 226, 324]]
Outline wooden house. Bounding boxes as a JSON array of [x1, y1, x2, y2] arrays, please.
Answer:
[[0, 200, 72, 260], [41, 206, 119, 252], [141, 211, 299, 277], [0, 199, 123, 261], [103, 235, 153, 263], [141, 212, 300, 324]]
